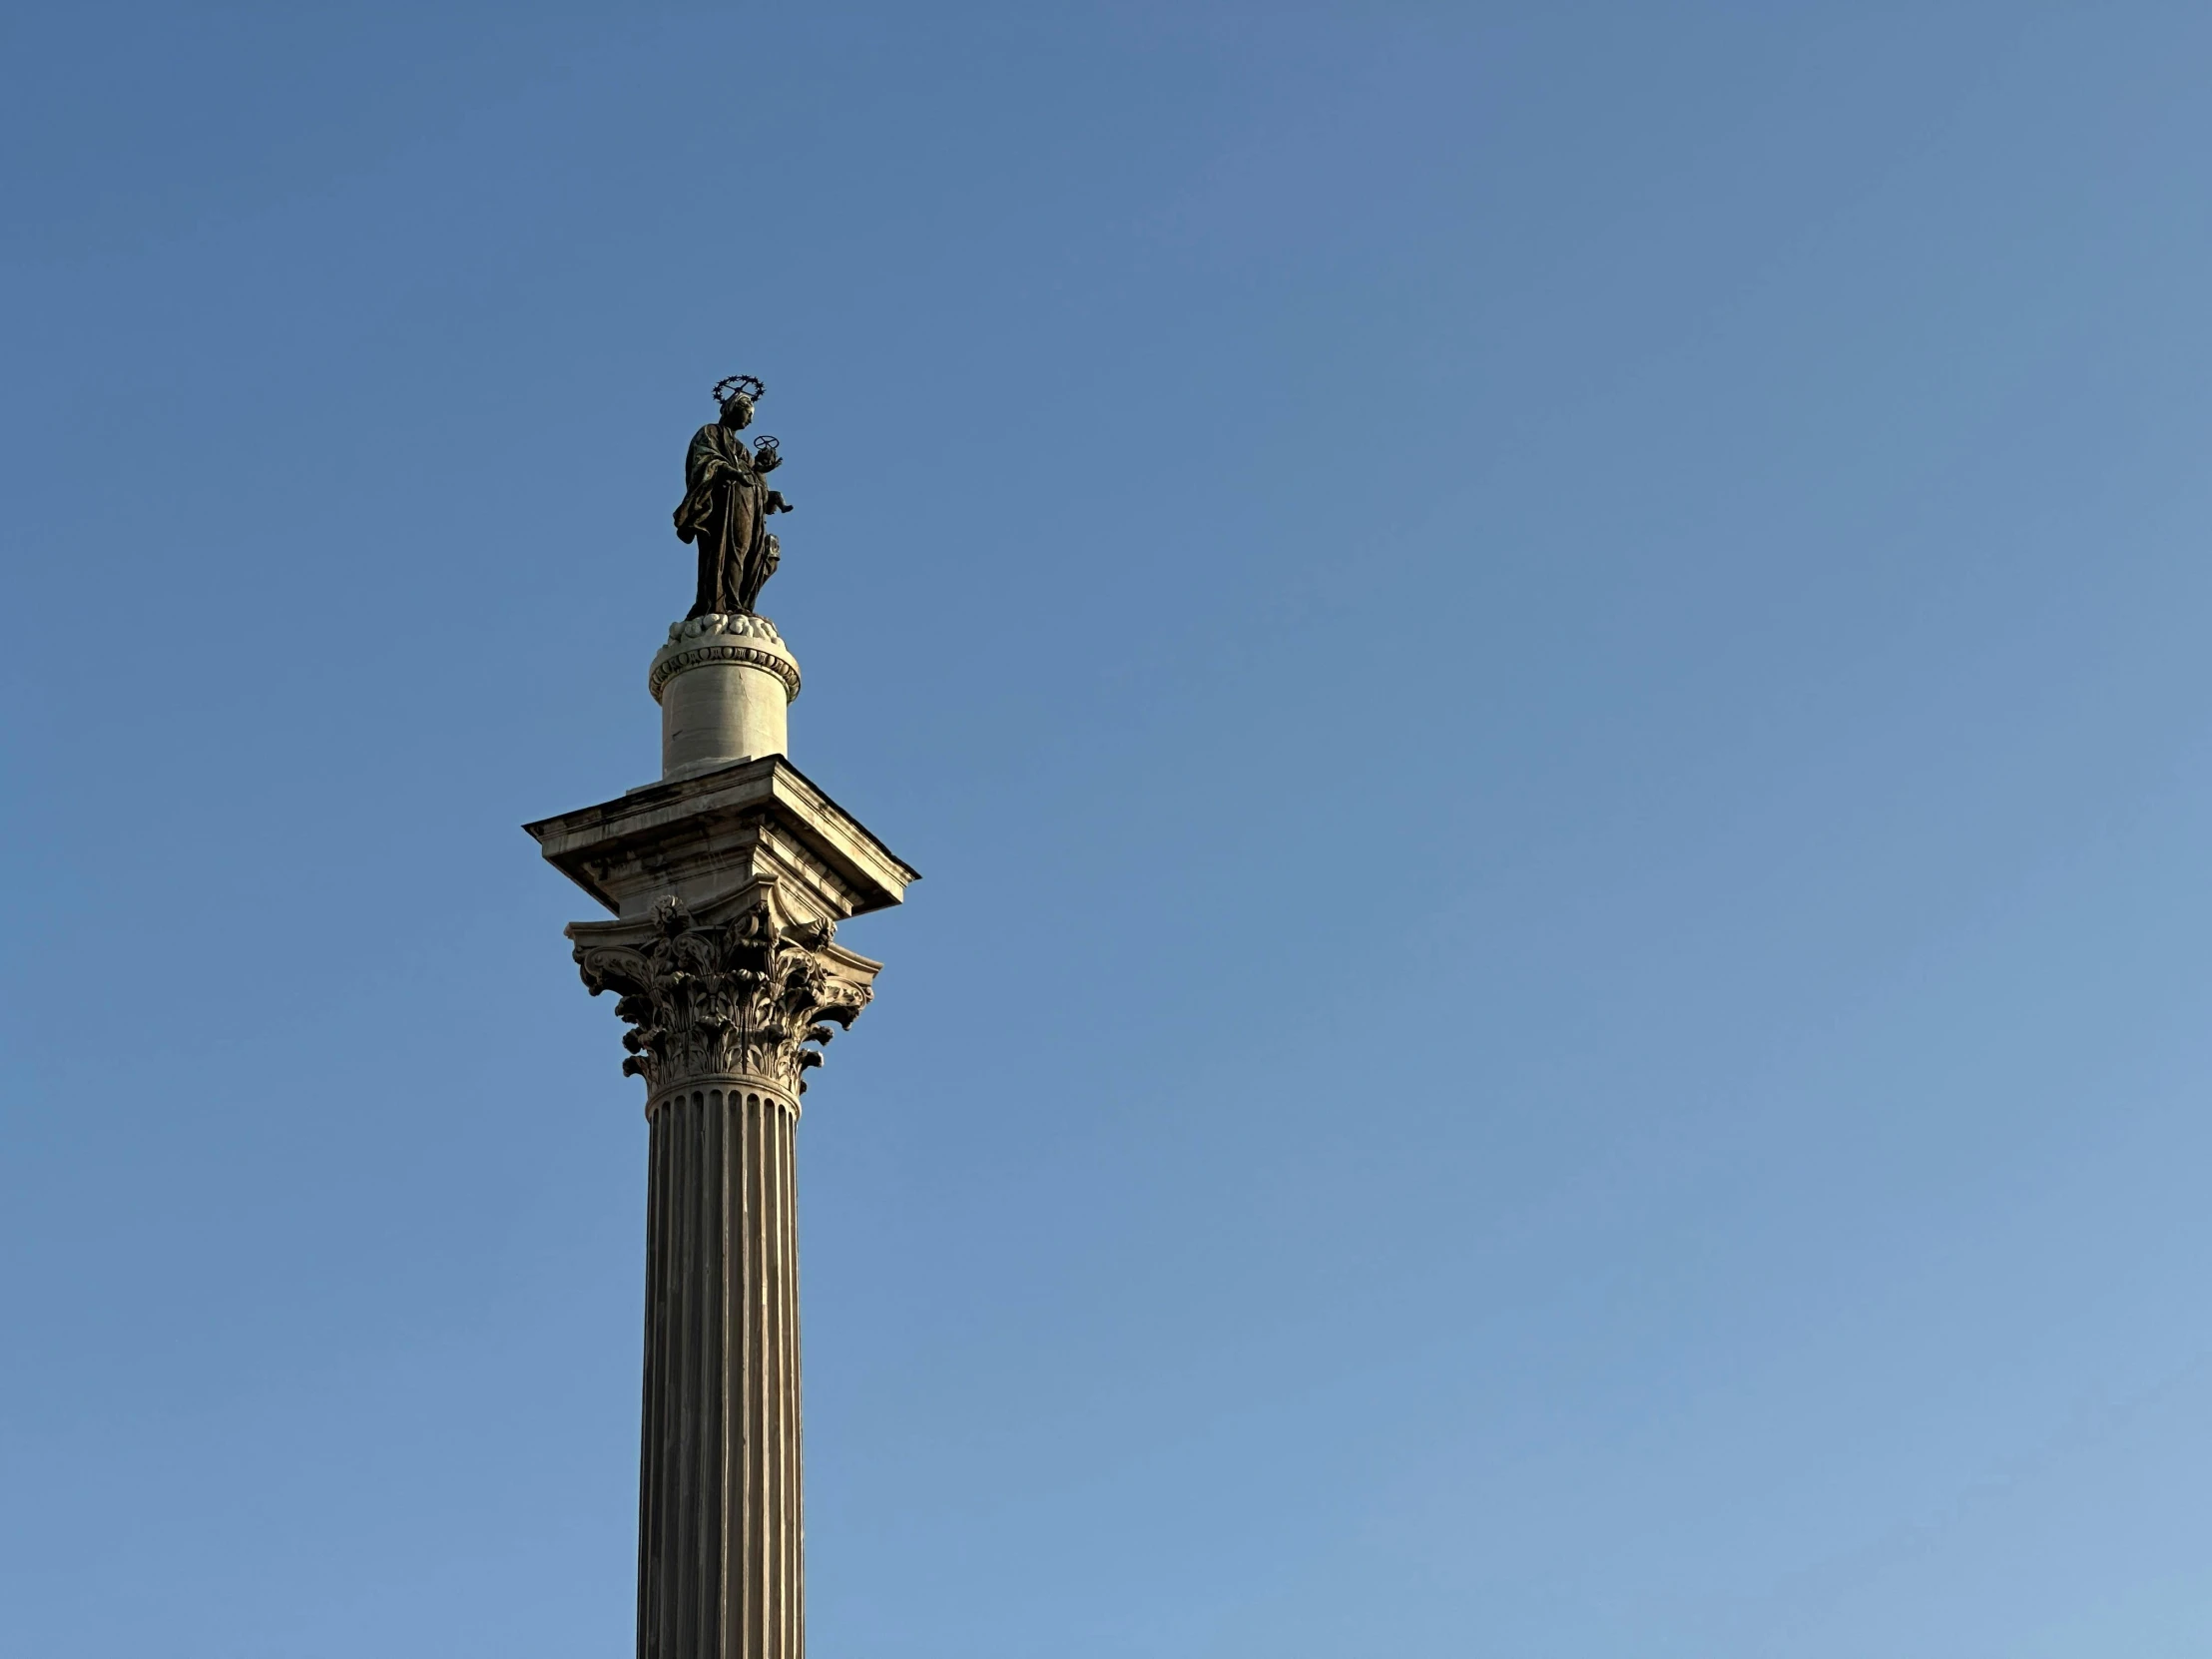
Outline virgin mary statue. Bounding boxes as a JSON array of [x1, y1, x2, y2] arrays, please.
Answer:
[[673, 375, 792, 618]]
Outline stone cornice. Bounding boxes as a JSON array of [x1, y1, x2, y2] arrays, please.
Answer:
[[524, 754, 919, 920]]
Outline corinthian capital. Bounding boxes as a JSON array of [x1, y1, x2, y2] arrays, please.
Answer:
[[571, 886, 879, 1103]]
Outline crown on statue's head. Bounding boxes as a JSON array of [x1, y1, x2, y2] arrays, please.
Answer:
[[713, 374, 766, 409]]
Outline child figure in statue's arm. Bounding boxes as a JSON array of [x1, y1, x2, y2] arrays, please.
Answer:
[[754, 434, 795, 517]]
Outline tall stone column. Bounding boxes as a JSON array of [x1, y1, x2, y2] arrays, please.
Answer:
[[528, 611, 915, 1659]]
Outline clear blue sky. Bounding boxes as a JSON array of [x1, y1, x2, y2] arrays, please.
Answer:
[[6, 4, 2212, 1655]]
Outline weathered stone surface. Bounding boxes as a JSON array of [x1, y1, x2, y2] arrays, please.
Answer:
[[529, 715, 913, 1659], [635, 1078, 807, 1659]]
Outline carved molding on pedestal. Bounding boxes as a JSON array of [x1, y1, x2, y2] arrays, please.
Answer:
[[573, 888, 876, 1102], [649, 611, 802, 705]]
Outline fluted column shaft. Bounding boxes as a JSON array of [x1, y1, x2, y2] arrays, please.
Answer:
[[638, 1080, 805, 1659]]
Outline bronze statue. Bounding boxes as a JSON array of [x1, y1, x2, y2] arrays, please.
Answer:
[[674, 374, 793, 618]]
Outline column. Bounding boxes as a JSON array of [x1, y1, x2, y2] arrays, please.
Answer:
[[528, 601, 915, 1659], [573, 889, 877, 1659]]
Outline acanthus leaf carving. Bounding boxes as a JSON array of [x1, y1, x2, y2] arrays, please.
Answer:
[[574, 891, 871, 1098]]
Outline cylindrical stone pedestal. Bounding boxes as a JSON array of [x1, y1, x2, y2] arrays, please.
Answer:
[[638, 1077, 805, 1659], [650, 614, 802, 781]]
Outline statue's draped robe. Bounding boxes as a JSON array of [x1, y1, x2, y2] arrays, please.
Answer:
[[674, 422, 781, 617]]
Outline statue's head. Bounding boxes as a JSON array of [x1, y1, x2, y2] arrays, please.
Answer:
[[713, 373, 764, 431]]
